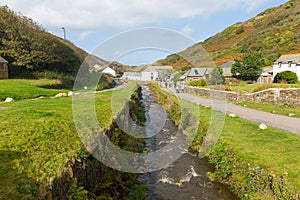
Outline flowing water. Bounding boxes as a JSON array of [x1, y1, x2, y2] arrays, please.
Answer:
[[137, 85, 238, 200]]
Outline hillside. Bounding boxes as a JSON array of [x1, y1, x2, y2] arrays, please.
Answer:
[[156, 0, 300, 71], [0, 6, 108, 80]]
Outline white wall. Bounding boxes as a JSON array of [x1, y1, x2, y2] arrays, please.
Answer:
[[122, 72, 141, 80], [273, 63, 300, 81], [141, 71, 159, 81]]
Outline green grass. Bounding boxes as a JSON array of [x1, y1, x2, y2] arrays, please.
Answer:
[[0, 82, 136, 199], [230, 83, 300, 93], [150, 83, 300, 198], [238, 101, 300, 118], [0, 79, 68, 101]]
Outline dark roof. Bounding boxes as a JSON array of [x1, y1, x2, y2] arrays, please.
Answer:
[[0, 56, 8, 63], [184, 68, 207, 77], [275, 53, 300, 64], [221, 61, 234, 68]]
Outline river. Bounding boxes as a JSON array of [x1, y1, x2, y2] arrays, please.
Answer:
[[137, 85, 237, 200]]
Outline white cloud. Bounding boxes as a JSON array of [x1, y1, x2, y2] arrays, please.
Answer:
[[1, 0, 273, 30], [181, 25, 192, 35]]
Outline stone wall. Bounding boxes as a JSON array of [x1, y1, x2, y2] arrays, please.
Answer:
[[184, 86, 237, 101], [184, 86, 300, 106], [244, 88, 300, 106]]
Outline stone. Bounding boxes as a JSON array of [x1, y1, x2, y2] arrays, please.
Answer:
[[288, 113, 295, 117], [243, 104, 247, 107], [54, 93, 67, 98], [4, 97, 13, 103], [67, 91, 74, 96], [229, 113, 237, 118], [272, 111, 276, 114], [259, 123, 268, 130], [205, 106, 211, 109]]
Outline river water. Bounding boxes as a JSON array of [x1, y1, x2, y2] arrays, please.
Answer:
[[137, 85, 237, 200]]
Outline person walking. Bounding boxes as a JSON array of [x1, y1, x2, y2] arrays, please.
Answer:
[[181, 84, 185, 93]]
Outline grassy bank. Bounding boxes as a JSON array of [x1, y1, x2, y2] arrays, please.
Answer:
[[238, 101, 300, 118], [0, 82, 137, 199], [150, 83, 300, 199], [0, 79, 68, 101]]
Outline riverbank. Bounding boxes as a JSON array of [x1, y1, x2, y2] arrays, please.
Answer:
[[149, 83, 300, 199], [0, 81, 139, 199]]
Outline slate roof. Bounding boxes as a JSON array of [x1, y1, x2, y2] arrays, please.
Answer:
[[275, 53, 300, 64], [0, 56, 8, 63], [184, 68, 207, 77], [221, 61, 234, 68], [258, 67, 273, 76]]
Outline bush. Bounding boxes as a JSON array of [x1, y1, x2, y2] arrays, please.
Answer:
[[187, 79, 207, 87], [273, 71, 298, 84]]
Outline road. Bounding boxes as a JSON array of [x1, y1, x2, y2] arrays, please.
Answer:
[[162, 87, 300, 136]]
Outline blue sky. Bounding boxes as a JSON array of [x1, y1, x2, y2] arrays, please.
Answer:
[[1, 0, 289, 66]]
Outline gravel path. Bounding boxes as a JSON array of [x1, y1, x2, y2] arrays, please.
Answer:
[[163, 87, 300, 136]]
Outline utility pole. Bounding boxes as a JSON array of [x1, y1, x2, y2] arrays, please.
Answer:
[[61, 27, 66, 40]]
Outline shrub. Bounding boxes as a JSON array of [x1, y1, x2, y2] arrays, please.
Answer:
[[273, 71, 298, 84], [187, 79, 207, 87]]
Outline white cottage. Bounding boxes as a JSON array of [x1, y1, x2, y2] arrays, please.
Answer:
[[273, 53, 300, 81], [92, 64, 116, 77]]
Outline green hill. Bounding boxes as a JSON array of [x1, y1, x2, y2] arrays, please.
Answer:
[[156, 0, 300, 70], [0, 6, 109, 81]]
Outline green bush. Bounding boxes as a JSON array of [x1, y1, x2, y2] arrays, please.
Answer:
[[273, 71, 298, 84], [187, 79, 207, 87]]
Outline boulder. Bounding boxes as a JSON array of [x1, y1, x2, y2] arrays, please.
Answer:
[[54, 93, 67, 98], [67, 91, 74, 96], [288, 113, 295, 117], [4, 97, 13, 103], [229, 113, 237, 118], [259, 123, 268, 130]]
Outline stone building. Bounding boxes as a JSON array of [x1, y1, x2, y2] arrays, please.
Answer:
[[0, 56, 8, 79]]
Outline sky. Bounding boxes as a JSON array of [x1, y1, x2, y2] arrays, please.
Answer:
[[1, 0, 289, 66]]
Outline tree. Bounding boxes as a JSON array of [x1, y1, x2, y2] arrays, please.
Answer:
[[210, 66, 225, 85], [231, 52, 265, 81], [273, 71, 298, 84]]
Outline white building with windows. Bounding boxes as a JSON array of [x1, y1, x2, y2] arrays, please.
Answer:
[[122, 65, 172, 81], [273, 53, 300, 81]]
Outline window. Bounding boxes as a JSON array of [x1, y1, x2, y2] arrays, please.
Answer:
[[278, 62, 282, 68], [288, 61, 292, 67]]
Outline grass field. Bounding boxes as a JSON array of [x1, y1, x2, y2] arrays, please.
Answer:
[[150, 83, 300, 199], [238, 101, 300, 118], [229, 83, 300, 93], [0, 79, 68, 101], [0, 81, 136, 199]]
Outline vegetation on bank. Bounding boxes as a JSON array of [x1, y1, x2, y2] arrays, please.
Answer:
[[149, 83, 300, 199], [0, 82, 140, 199]]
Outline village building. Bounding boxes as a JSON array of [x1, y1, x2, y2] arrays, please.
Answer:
[[257, 67, 273, 84], [0, 56, 8, 79], [273, 53, 300, 81], [122, 65, 173, 81], [221, 61, 234, 80], [179, 68, 209, 82]]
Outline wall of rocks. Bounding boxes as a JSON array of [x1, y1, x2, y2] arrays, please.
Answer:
[[184, 86, 300, 106], [244, 88, 300, 106]]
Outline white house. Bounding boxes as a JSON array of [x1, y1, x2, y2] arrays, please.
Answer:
[[92, 64, 116, 77], [122, 72, 142, 80], [273, 53, 300, 81], [122, 65, 172, 81]]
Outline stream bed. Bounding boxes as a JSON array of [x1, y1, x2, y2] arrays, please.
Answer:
[[137, 85, 237, 200]]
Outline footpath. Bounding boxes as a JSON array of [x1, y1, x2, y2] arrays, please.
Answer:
[[162, 86, 300, 136]]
